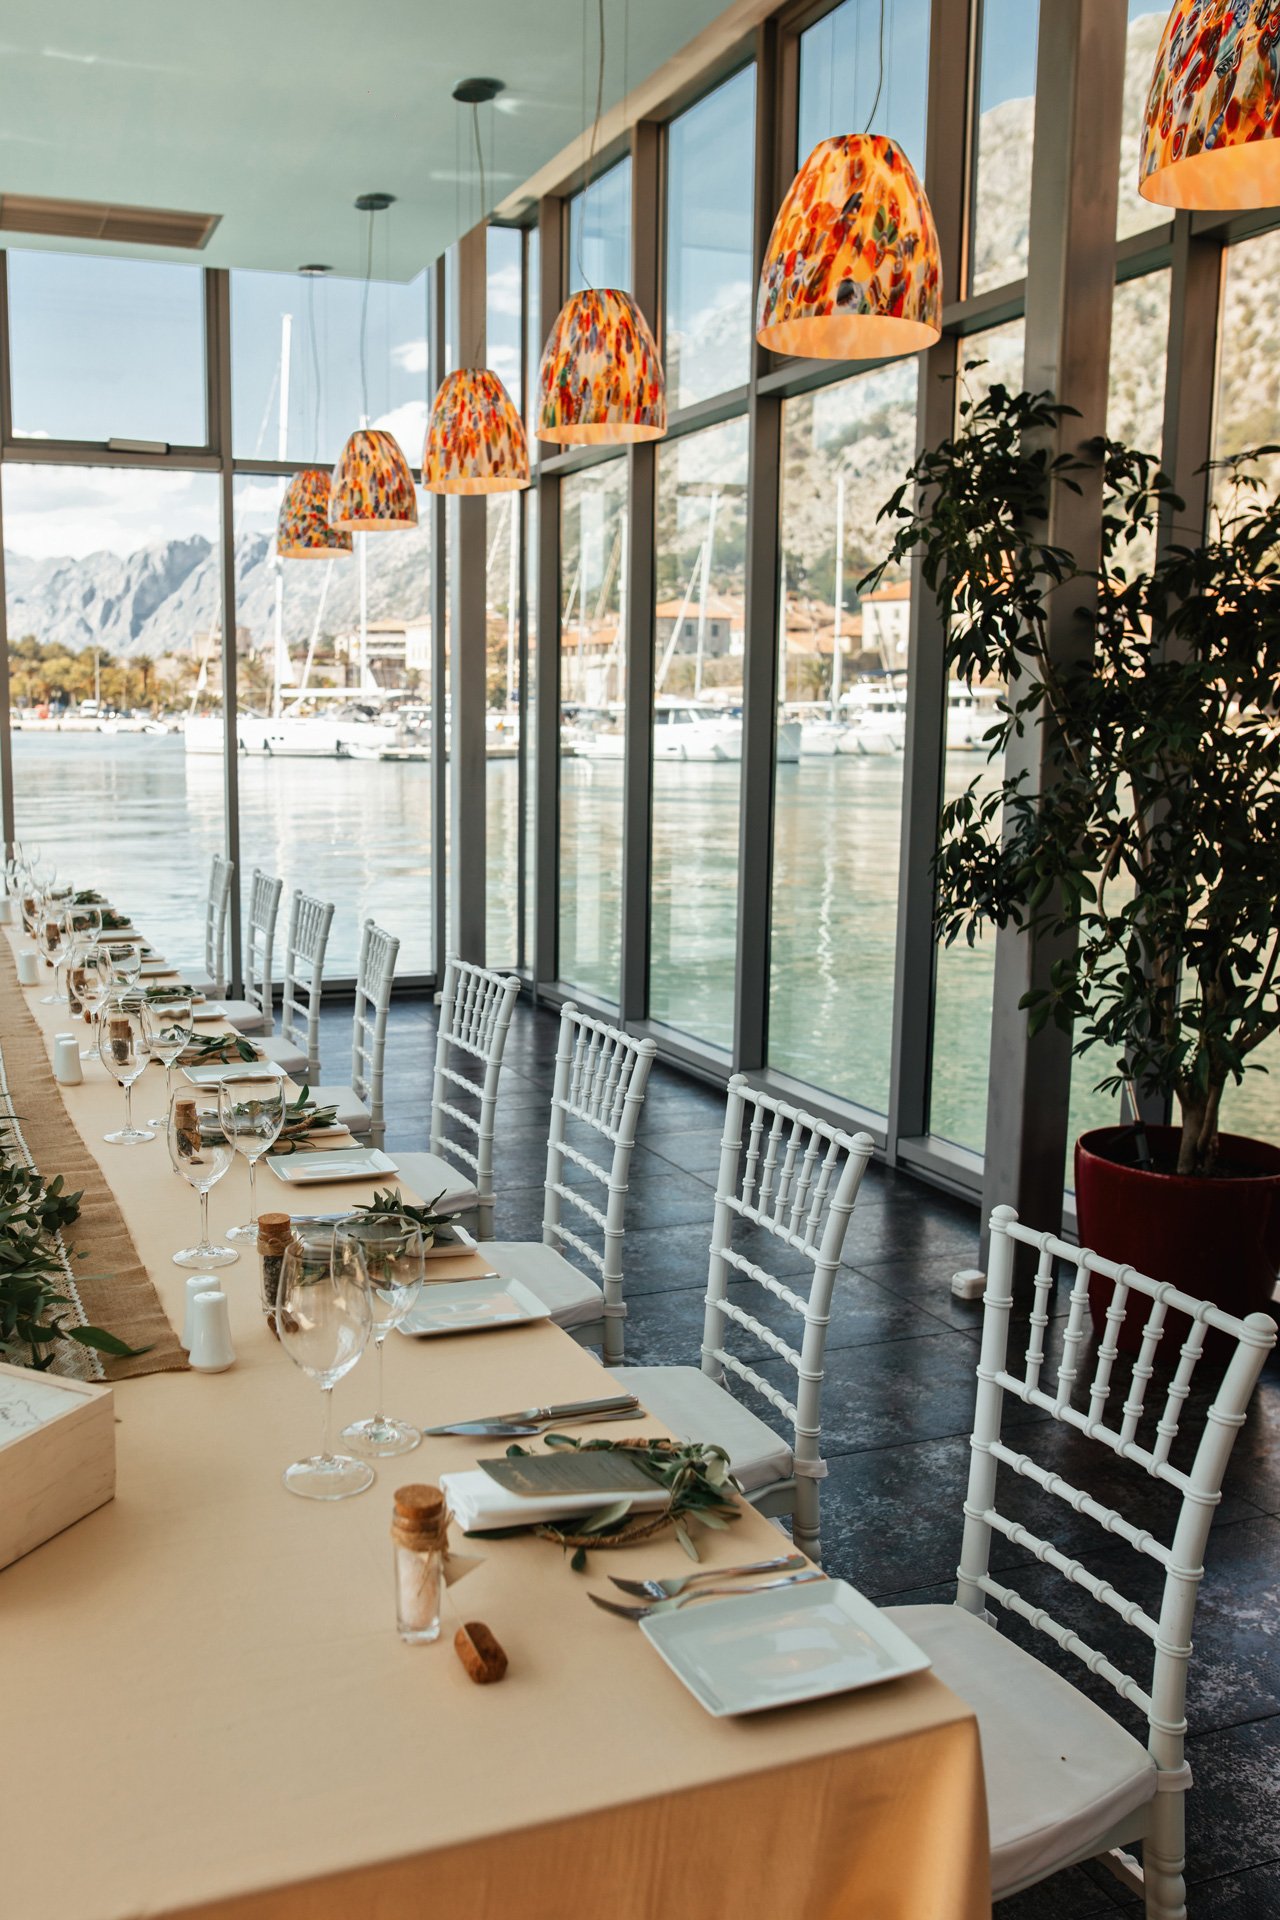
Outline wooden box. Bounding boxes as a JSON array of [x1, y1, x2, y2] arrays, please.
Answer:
[[0, 1360, 115, 1572]]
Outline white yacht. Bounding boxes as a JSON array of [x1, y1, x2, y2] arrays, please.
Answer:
[[572, 700, 800, 764]]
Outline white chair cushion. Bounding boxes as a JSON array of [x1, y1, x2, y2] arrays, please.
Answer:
[[221, 998, 269, 1036], [309, 1085, 372, 1138], [882, 1603, 1157, 1897], [258, 1035, 309, 1080], [181, 974, 223, 998], [392, 1150, 479, 1216], [485, 1241, 603, 1330], [605, 1365, 793, 1495]]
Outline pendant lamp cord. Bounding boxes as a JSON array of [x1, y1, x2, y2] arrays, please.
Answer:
[[359, 205, 374, 425], [307, 272, 321, 453], [471, 102, 488, 366], [575, 0, 607, 289], [863, 0, 886, 135]]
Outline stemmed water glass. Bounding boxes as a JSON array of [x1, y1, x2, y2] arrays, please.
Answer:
[[97, 992, 154, 1144], [66, 902, 102, 948], [167, 1090, 238, 1269], [36, 893, 72, 1003], [107, 940, 142, 988], [147, 992, 194, 1127], [337, 1212, 425, 1457], [218, 1075, 288, 1241], [71, 944, 114, 1060], [277, 1230, 373, 1499]]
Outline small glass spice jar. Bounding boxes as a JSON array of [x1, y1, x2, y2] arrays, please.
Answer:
[[257, 1212, 294, 1328], [391, 1484, 449, 1644]]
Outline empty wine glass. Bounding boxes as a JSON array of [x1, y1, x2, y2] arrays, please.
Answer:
[[146, 993, 194, 1127], [107, 940, 142, 987], [97, 993, 153, 1144], [36, 898, 70, 1003], [167, 1089, 238, 1269], [337, 1212, 425, 1458], [66, 902, 102, 947], [72, 944, 114, 1060], [277, 1231, 373, 1499], [218, 1075, 287, 1241]]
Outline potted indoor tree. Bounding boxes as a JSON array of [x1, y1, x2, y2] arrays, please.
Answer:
[[865, 382, 1280, 1338]]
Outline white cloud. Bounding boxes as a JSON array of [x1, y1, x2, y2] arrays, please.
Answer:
[[3, 464, 220, 560], [390, 337, 430, 376]]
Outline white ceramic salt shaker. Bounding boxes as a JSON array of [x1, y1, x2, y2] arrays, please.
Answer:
[[16, 950, 39, 986], [187, 1290, 236, 1372], [53, 1033, 83, 1085], [0, 896, 13, 925], [182, 1273, 214, 1350]]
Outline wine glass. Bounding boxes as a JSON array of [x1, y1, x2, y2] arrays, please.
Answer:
[[218, 1075, 288, 1241], [277, 1230, 373, 1499], [97, 993, 154, 1144], [147, 992, 194, 1127], [167, 1090, 238, 1269], [71, 944, 114, 1060], [107, 940, 142, 987], [337, 1212, 425, 1457], [66, 902, 102, 947], [36, 898, 70, 1004]]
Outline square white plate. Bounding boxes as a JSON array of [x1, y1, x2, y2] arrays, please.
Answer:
[[139, 959, 172, 976], [182, 1060, 284, 1086], [191, 1004, 227, 1022], [398, 1277, 551, 1338], [640, 1579, 931, 1718], [265, 1146, 398, 1185]]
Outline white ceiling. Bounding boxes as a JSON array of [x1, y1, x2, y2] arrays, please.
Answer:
[[0, 0, 739, 278]]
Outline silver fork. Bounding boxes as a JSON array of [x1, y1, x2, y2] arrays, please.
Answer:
[[607, 1552, 807, 1600], [588, 1568, 825, 1622]]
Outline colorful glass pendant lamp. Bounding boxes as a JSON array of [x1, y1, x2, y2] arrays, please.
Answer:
[[756, 2, 941, 360], [330, 193, 418, 532], [535, 0, 667, 446], [276, 266, 353, 559], [424, 82, 530, 494], [1140, 1, 1280, 210]]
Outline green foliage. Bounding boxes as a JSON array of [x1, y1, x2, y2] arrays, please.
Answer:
[[356, 1185, 456, 1236], [504, 1435, 740, 1571], [0, 1129, 144, 1369], [863, 381, 1280, 1177]]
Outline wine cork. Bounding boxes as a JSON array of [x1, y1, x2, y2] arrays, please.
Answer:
[[454, 1622, 508, 1685], [391, 1483, 449, 1552]]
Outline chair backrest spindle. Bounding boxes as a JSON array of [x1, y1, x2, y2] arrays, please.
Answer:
[[241, 869, 282, 1031], [350, 918, 399, 1150], [278, 890, 335, 1082], [429, 956, 521, 1239]]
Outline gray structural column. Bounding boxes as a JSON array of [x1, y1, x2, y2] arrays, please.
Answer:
[[979, 0, 1127, 1234], [885, 0, 973, 1157], [1159, 214, 1223, 554], [619, 120, 661, 1026], [0, 257, 14, 856], [733, 15, 786, 1074], [533, 198, 565, 989], [429, 256, 448, 975], [209, 268, 244, 994], [448, 222, 488, 965]]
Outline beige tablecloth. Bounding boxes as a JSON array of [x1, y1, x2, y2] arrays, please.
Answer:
[[1, 928, 991, 1920]]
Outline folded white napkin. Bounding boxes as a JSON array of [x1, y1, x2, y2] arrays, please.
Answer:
[[439, 1469, 668, 1534]]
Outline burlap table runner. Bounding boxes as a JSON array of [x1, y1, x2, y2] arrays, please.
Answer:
[[0, 939, 187, 1380]]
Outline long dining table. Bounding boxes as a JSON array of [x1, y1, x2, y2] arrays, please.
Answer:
[[2, 911, 992, 1920]]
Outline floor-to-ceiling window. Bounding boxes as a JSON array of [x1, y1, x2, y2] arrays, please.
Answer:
[[970, 0, 1039, 295], [485, 225, 525, 967]]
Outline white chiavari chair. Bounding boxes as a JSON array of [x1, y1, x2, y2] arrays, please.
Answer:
[[481, 1005, 656, 1362], [308, 918, 399, 1149], [393, 955, 520, 1237], [258, 891, 335, 1083], [184, 853, 233, 997], [609, 1074, 875, 1562], [223, 869, 282, 1037], [884, 1205, 1276, 1916]]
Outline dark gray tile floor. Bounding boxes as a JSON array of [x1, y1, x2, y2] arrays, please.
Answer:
[[322, 990, 1280, 1919]]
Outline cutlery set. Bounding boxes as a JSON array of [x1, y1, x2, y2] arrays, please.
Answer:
[[589, 1562, 823, 1622], [422, 1392, 642, 1439]]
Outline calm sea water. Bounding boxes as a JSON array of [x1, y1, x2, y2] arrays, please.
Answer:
[[12, 732, 1276, 1158]]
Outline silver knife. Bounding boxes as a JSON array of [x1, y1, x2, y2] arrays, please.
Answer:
[[422, 1393, 639, 1436]]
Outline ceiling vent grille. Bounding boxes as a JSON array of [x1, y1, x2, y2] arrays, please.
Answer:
[[0, 193, 220, 250]]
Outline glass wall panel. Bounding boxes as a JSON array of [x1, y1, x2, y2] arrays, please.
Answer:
[[486, 486, 522, 966], [665, 67, 756, 411], [971, 0, 1039, 295], [524, 489, 538, 968], [1119, 4, 1171, 240], [526, 225, 542, 448], [649, 417, 748, 1048], [568, 159, 632, 297], [5, 464, 222, 960], [231, 475, 433, 976], [769, 362, 917, 1112], [486, 227, 524, 411], [8, 250, 206, 445], [231, 267, 430, 465], [797, 0, 928, 167], [558, 458, 628, 1001], [928, 320, 1027, 1150]]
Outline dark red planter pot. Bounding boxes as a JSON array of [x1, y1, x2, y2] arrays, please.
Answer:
[[1075, 1126, 1280, 1354]]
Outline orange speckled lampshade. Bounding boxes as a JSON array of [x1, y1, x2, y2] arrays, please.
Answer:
[[756, 134, 941, 360], [329, 428, 418, 531], [1140, 1, 1280, 209], [275, 469, 354, 559], [535, 288, 666, 446], [423, 368, 530, 494]]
